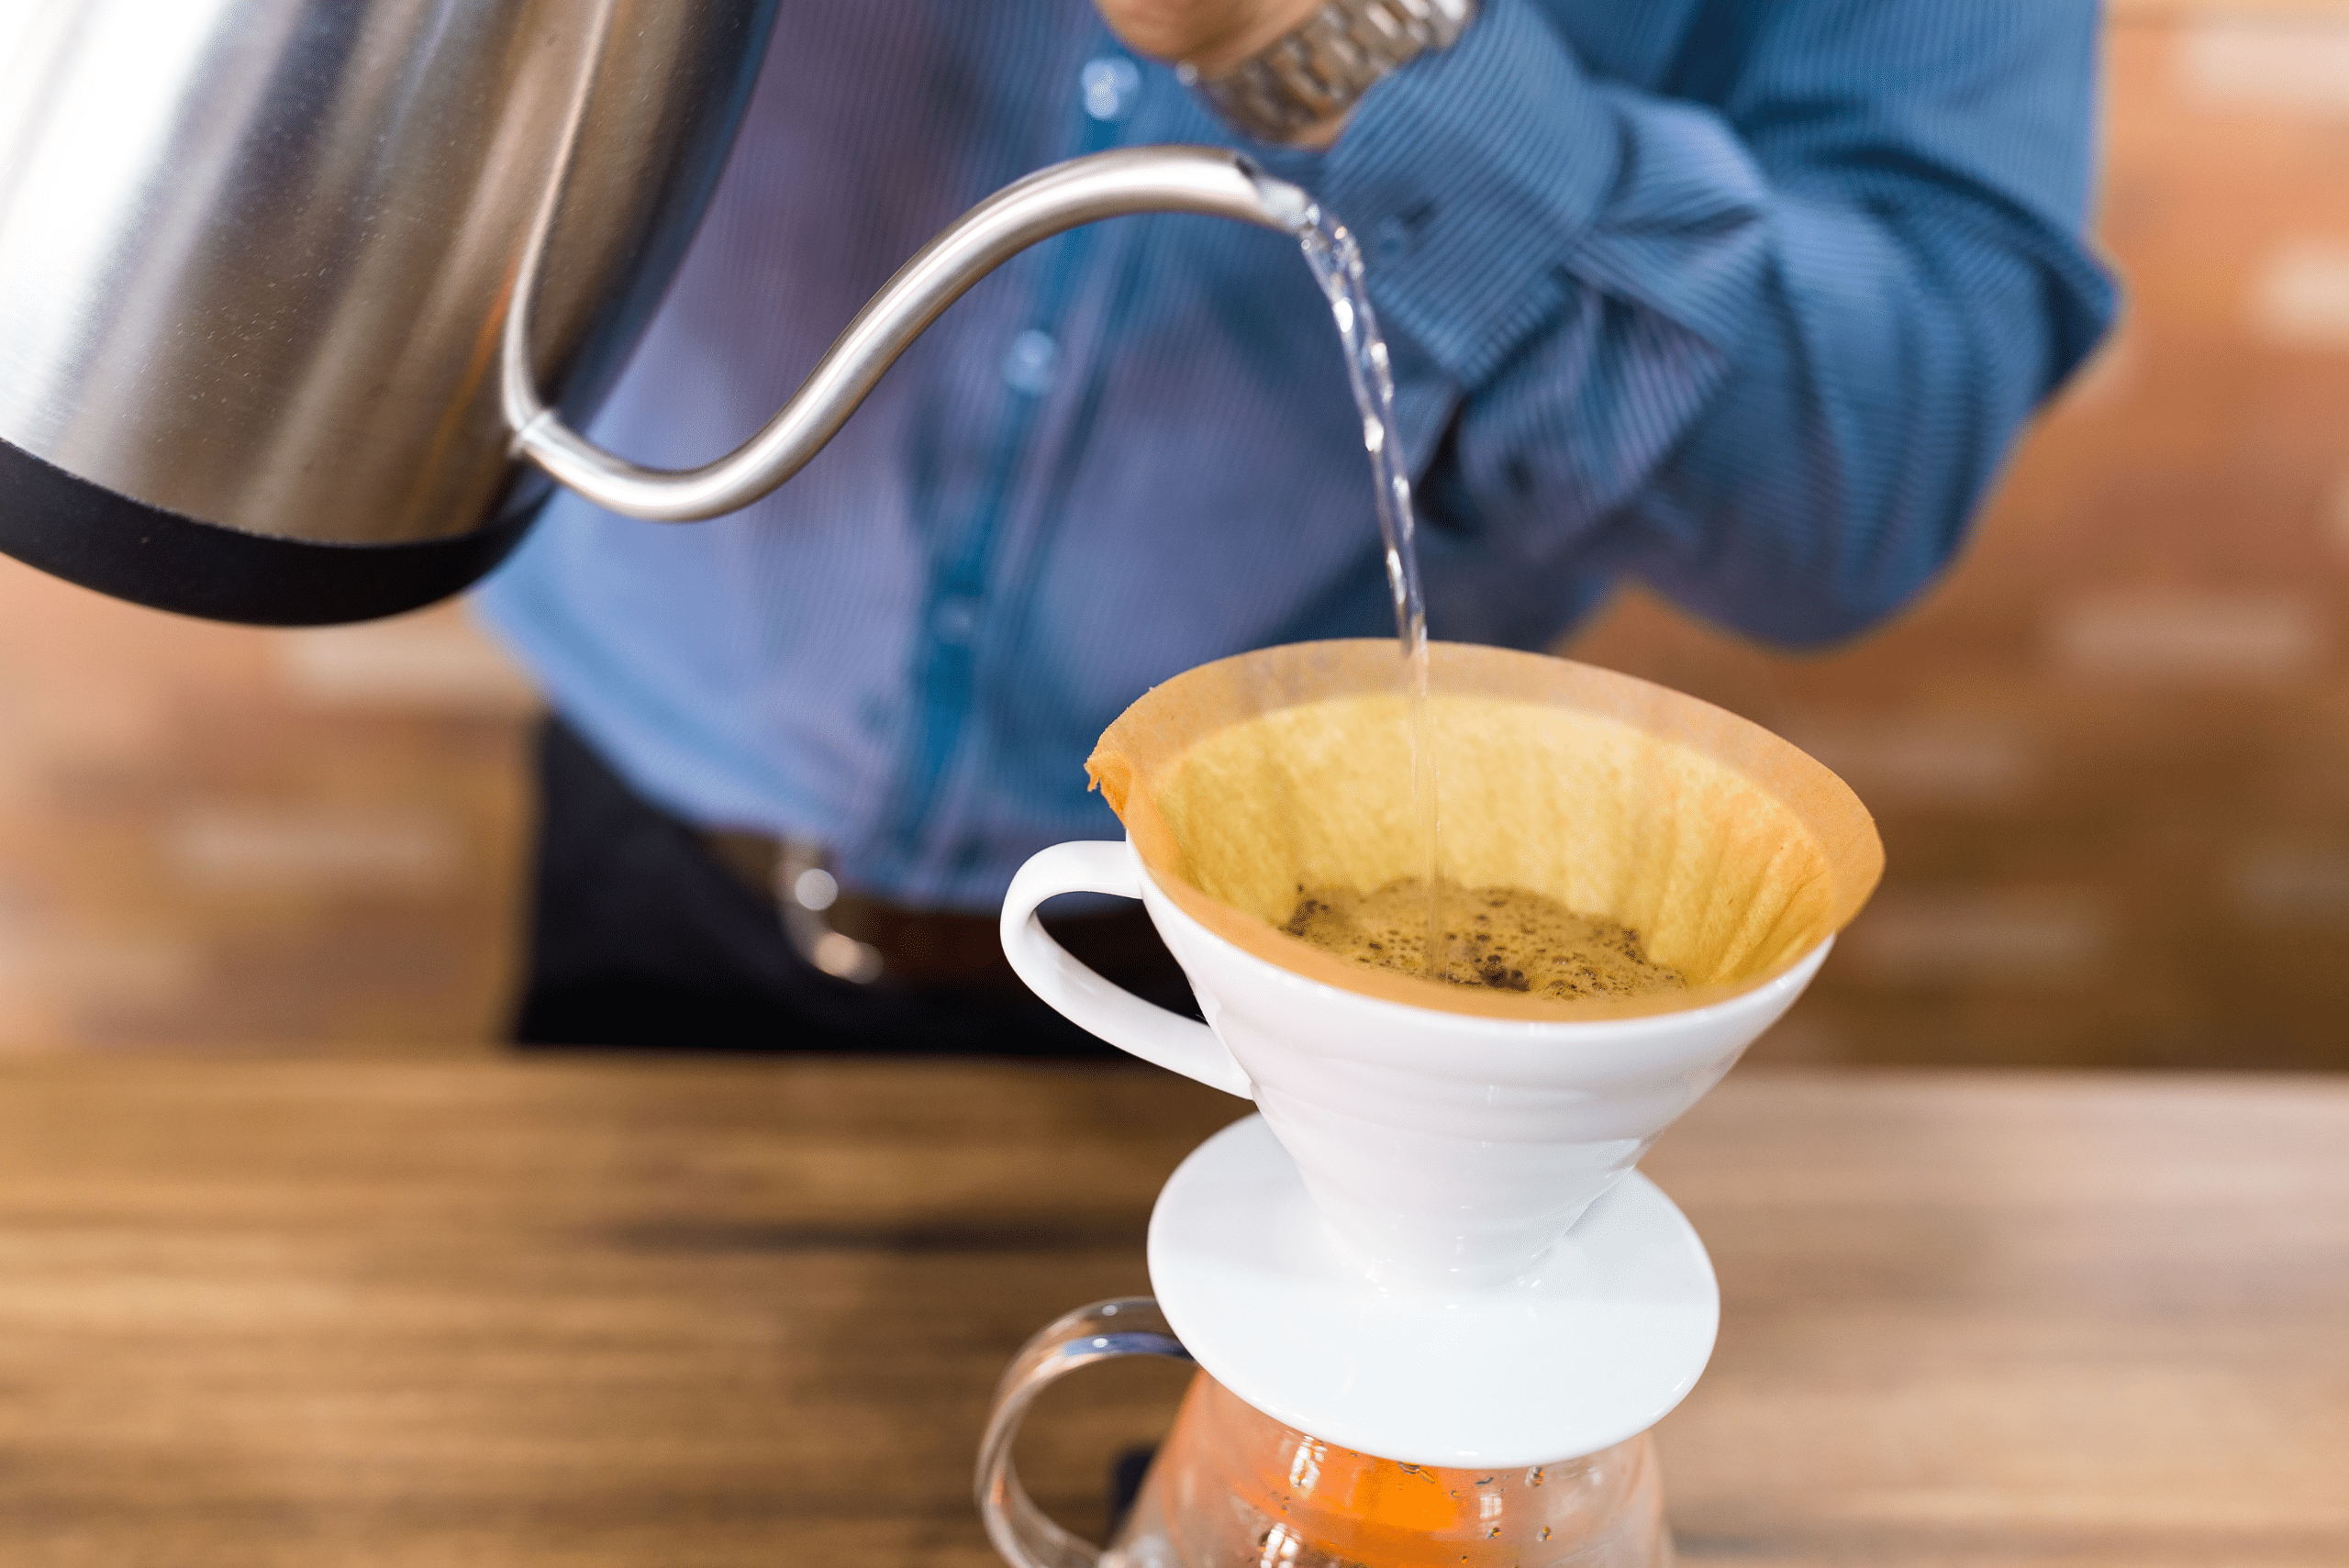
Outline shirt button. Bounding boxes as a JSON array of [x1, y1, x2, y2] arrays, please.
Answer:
[[1001, 328, 1059, 395], [934, 595, 982, 645], [1082, 56, 1141, 121]]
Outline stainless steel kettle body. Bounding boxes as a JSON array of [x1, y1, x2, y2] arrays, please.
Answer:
[[0, 0, 777, 623], [0, 1, 1310, 626]]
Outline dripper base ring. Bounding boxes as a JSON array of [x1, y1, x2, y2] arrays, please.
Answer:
[[1148, 1114, 1720, 1469]]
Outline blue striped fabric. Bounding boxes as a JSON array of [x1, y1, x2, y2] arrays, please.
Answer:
[[475, 0, 2115, 910]]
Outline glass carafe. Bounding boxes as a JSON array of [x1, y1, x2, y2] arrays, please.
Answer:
[[977, 1300, 1672, 1568]]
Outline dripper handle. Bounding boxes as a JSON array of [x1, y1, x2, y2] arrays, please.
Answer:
[[1000, 840, 1252, 1098], [974, 1298, 1192, 1568]]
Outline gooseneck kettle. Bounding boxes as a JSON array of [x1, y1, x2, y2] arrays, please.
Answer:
[[0, 0, 1308, 625]]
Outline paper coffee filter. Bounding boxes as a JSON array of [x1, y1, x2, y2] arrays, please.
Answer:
[[1087, 639, 1881, 1021]]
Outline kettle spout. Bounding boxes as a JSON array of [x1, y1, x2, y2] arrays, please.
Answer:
[[1236, 157, 1317, 235], [506, 147, 1317, 523]]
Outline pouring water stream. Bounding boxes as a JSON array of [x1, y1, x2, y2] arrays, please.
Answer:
[[1297, 209, 1442, 975]]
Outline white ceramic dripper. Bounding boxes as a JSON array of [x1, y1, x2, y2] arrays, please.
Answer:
[[1009, 836, 1831, 1290], [999, 639, 1881, 1463]]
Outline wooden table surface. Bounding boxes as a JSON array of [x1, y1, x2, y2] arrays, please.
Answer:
[[0, 1056, 2340, 1567]]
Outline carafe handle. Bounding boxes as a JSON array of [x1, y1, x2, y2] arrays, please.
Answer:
[[999, 840, 1252, 1098], [975, 1298, 1193, 1568]]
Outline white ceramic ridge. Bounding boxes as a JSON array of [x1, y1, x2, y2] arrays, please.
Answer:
[[1147, 1113, 1720, 1468], [1000, 837, 1831, 1291]]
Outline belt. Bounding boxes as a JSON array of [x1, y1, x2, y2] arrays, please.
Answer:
[[701, 829, 1174, 994]]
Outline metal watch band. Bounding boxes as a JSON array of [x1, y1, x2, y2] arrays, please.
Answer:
[[1182, 0, 1479, 146]]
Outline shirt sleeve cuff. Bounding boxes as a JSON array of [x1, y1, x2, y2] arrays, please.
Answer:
[[1244, 0, 1620, 389]]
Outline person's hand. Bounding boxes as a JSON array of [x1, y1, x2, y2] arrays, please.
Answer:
[[1093, 0, 1324, 75]]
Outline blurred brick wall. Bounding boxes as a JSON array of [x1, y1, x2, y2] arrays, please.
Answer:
[[1572, 5, 2349, 1069], [0, 584, 535, 1050]]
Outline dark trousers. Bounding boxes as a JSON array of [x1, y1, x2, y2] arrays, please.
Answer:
[[511, 717, 1193, 1054]]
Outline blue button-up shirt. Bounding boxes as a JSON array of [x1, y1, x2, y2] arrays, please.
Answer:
[[477, 0, 2114, 909]]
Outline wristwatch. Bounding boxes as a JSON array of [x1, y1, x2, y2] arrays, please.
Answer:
[[1181, 0, 1480, 146]]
